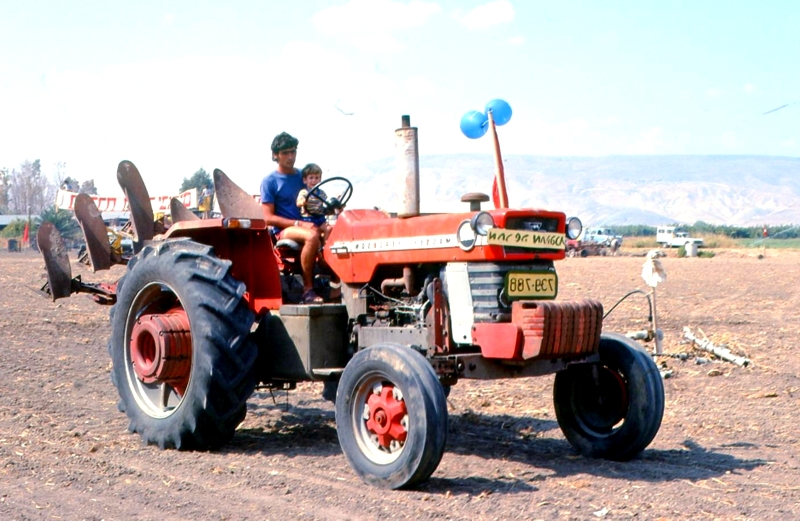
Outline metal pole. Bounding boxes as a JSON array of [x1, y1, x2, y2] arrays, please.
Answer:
[[651, 288, 662, 354], [395, 115, 420, 218], [487, 111, 508, 208]]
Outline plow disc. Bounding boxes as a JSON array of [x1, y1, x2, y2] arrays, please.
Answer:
[[117, 160, 154, 251], [74, 193, 113, 271], [37, 221, 118, 304], [170, 197, 200, 223], [213, 168, 263, 219], [37, 222, 73, 300]]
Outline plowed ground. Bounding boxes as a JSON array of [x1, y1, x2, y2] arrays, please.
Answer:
[[1, 248, 798, 520]]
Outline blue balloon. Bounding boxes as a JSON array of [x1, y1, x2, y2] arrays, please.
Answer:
[[485, 99, 512, 126], [460, 110, 488, 139]]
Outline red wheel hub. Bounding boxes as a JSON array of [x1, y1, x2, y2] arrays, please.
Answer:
[[365, 386, 408, 448], [130, 307, 191, 395]]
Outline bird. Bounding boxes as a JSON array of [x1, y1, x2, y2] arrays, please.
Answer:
[[641, 250, 667, 288]]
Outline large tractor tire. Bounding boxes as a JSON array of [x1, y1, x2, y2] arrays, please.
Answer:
[[336, 344, 448, 489], [553, 332, 664, 461], [109, 239, 258, 450]]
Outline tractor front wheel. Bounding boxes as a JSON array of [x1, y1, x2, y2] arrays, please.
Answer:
[[109, 240, 257, 450], [336, 344, 447, 489], [553, 333, 664, 460]]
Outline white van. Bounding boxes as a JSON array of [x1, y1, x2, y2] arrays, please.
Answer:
[[656, 226, 704, 248]]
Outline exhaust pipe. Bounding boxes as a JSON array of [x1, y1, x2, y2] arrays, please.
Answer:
[[395, 115, 420, 218]]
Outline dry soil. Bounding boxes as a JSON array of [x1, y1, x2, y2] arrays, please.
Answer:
[[1, 248, 798, 520]]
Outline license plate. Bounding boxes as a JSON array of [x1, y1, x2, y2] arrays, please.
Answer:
[[505, 271, 558, 300], [487, 229, 566, 250]]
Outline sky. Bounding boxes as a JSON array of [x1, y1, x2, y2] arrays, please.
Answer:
[[1, 0, 799, 198]]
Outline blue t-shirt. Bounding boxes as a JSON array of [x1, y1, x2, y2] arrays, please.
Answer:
[[260, 169, 304, 222]]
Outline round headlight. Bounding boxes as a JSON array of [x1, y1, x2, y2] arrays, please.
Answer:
[[566, 216, 582, 240], [456, 220, 476, 251], [470, 212, 495, 236]]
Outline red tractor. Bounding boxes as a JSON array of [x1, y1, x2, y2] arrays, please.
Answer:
[[38, 146, 663, 490]]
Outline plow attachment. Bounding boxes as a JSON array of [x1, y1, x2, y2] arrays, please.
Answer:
[[214, 168, 264, 219], [117, 160, 154, 251], [38, 222, 74, 300], [37, 222, 117, 304], [74, 193, 113, 271], [170, 197, 200, 223]]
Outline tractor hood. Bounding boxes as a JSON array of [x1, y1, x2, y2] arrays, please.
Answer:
[[324, 208, 567, 284]]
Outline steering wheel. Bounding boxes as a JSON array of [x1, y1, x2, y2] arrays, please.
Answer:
[[306, 176, 353, 214]]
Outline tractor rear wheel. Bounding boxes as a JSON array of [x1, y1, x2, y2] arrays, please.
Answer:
[[553, 333, 664, 460], [109, 240, 257, 450], [336, 344, 447, 489]]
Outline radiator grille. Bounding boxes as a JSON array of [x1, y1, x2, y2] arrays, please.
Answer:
[[465, 262, 555, 323]]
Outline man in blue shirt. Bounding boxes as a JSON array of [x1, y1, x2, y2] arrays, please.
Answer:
[[260, 132, 325, 303]]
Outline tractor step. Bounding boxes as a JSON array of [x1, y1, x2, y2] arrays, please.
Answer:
[[312, 368, 345, 377]]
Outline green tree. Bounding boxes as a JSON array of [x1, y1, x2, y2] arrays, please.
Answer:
[[179, 168, 212, 193], [0, 218, 29, 238], [37, 205, 81, 242]]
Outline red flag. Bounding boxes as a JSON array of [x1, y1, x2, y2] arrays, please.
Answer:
[[492, 177, 501, 208], [22, 222, 29, 245]]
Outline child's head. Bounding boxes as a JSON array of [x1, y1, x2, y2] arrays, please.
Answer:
[[301, 163, 322, 189]]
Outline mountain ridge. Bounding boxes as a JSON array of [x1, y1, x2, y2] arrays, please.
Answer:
[[341, 154, 800, 226]]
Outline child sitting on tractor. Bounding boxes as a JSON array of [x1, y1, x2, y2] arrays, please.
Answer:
[[296, 163, 330, 240]]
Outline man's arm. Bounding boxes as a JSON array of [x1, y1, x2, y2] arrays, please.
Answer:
[[262, 202, 311, 229]]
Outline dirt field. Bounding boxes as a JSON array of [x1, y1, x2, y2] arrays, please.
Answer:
[[1, 247, 798, 520]]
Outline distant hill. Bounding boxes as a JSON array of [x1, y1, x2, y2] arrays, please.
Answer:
[[341, 154, 800, 226]]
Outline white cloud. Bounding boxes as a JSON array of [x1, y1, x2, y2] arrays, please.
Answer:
[[313, 0, 441, 53], [507, 36, 525, 46], [743, 83, 756, 93], [705, 88, 722, 99], [456, 0, 515, 30]]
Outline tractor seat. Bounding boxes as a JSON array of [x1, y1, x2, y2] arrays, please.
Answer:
[[275, 238, 301, 250], [272, 232, 302, 276]]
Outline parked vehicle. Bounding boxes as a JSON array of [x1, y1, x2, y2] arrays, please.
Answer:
[[582, 227, 623, 246], [656, 226, 704, 248]]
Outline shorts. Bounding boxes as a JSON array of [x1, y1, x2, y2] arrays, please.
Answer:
[[271, 227, 287, 241], [303, 215, 327, 227]]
